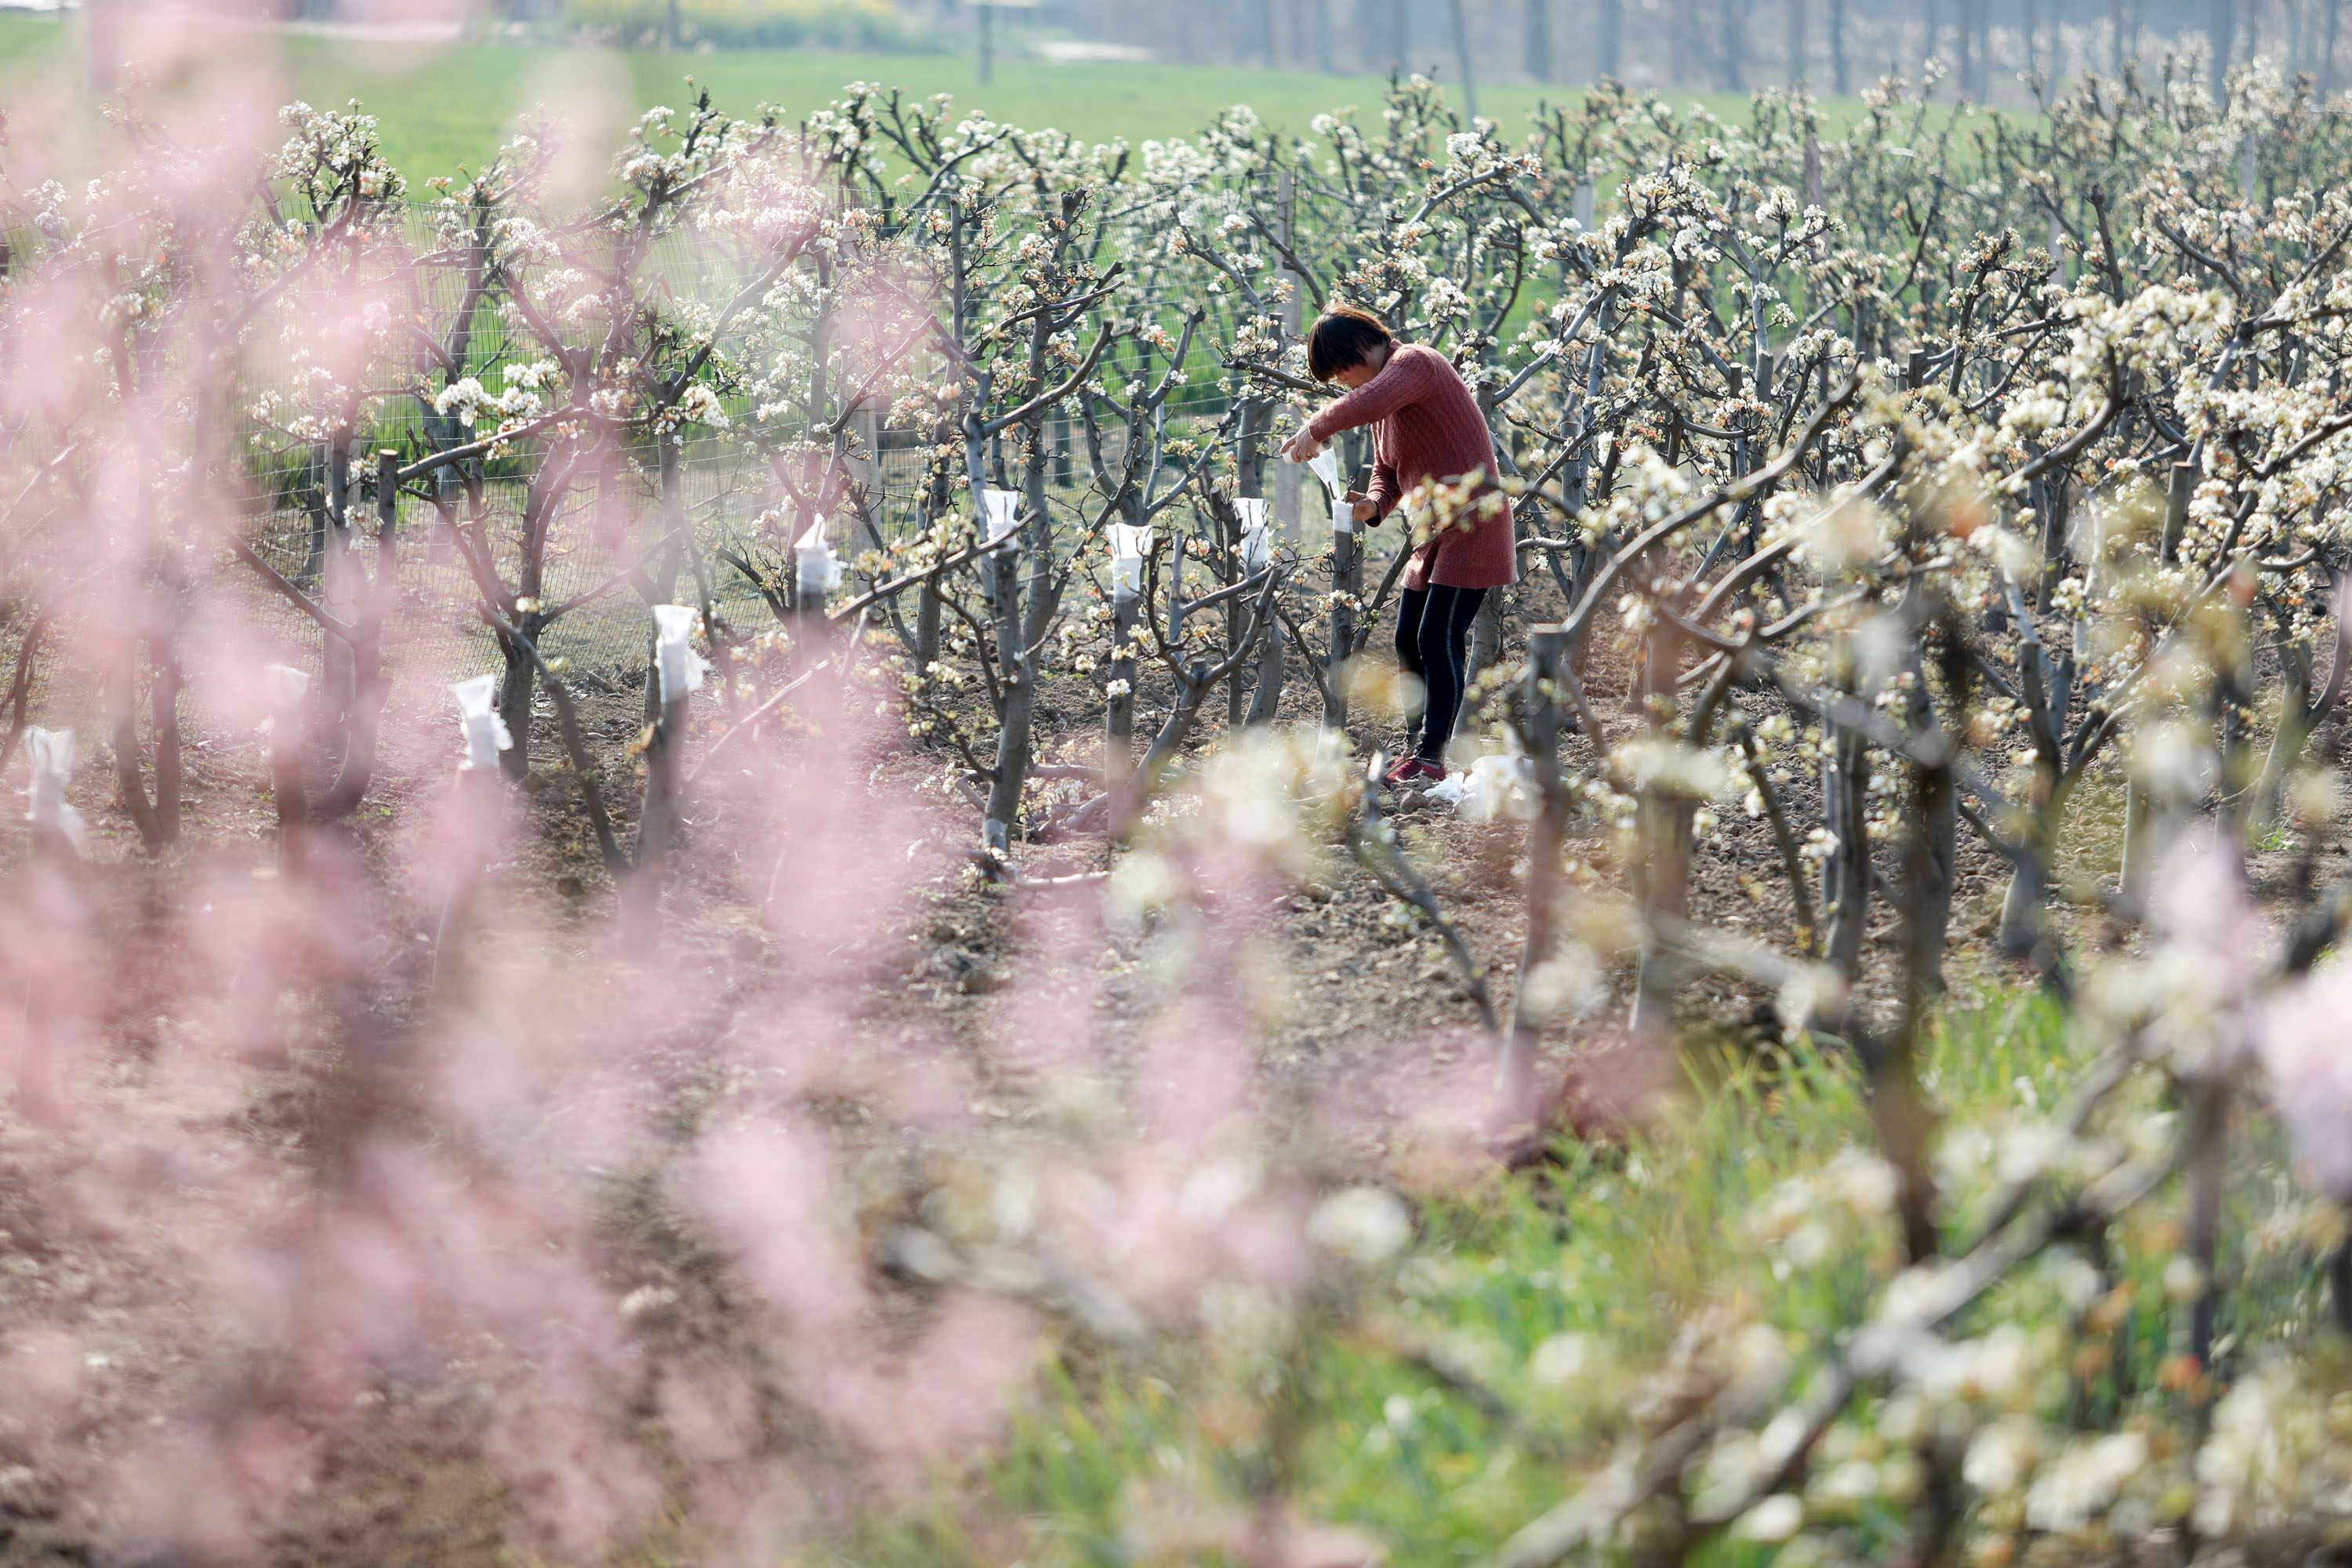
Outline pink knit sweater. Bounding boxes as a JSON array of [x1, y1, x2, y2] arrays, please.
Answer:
[[1305, 343, 1517, 591]]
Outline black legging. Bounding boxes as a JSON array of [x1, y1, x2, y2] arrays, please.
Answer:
[[1394, 584, 1486, 761]]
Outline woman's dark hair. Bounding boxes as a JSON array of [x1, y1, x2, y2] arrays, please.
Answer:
[[1307, 306, 1395, 382]]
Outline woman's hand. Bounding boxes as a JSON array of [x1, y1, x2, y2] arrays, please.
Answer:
[[1280, 430, 1324, 464], [1345, 492, 1377, 524]]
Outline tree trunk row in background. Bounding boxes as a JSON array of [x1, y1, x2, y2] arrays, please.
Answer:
[[998, 0, 2347, 100]]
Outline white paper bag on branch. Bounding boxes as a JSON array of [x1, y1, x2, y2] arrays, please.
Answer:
[[1307, 446, 1341, 500], [23, 726, 84, 851], [795, 519, 844, 597], [1109, 523, 1152, 597], [652, 604, 710, 702], [259, 663, 310, 764], [1331, 495, 1356, 536], [450, 673, 514, 771], [982, 488, 1024, 546], [1236, 496, 1271, 575]]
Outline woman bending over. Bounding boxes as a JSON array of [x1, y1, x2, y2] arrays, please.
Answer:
[[1279, 306, 1516, 786]]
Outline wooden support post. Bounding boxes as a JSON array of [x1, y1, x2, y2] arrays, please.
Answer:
[[1501, 627, 1572, 1127]]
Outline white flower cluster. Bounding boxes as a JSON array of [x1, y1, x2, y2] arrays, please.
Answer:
[[432, 376, 540, 430]]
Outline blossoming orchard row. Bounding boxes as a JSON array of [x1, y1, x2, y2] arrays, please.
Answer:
[[8, 49, 2352, 1554]]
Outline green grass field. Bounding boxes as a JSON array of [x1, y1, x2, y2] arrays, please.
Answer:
[[0, 13, 1898, 187]]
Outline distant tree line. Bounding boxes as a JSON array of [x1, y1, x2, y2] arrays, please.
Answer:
[[987, 0, 2349, 100]]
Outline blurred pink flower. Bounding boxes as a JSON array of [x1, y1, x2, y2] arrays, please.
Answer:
[[2259, 963, 2352, 1198]]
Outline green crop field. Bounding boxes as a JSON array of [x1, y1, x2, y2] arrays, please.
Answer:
[[0, 13, 1915, 187]]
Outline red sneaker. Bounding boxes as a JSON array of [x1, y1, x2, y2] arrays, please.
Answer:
[[1382, 756, 1445, 787]]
